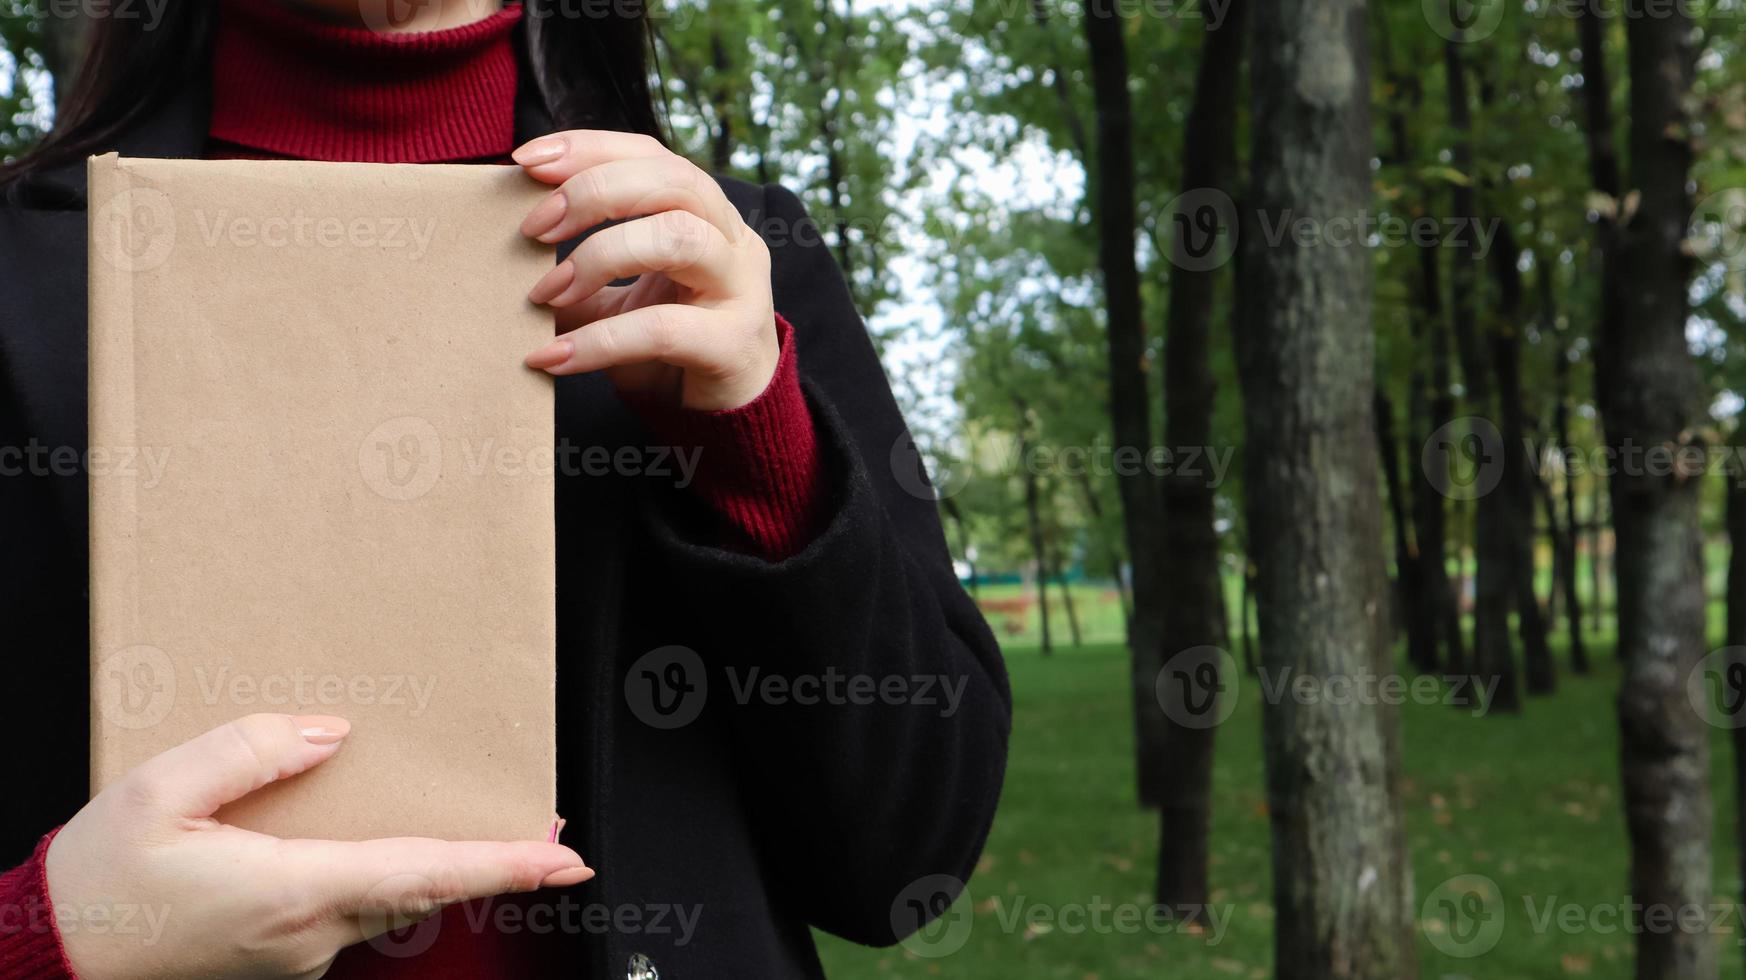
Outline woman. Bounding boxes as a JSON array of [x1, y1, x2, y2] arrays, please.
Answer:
[[0, 1, 1010, 977]]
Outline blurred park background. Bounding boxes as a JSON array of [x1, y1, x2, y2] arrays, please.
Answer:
[[8, 0, 1746, 976]]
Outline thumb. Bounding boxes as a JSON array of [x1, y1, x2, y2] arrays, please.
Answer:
[[123, 713, 350, 820], [300, 836, 593, 937]]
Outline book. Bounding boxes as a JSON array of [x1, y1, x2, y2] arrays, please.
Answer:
[[87, 153, 557, 842]]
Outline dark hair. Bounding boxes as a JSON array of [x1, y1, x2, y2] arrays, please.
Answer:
[[2, 0, 666, 189]]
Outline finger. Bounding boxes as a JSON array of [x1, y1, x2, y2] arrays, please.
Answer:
[[511, 130, 671, 184], [527, 211, 734, 308], [525, 304, 733, 378], [291, 837, 593, 921], [519, 155, 742, 244], [124, 713, 351, 820], [549, 283, 643, 332]]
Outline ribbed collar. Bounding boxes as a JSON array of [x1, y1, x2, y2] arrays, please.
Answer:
[[208, 0, 524, 163]]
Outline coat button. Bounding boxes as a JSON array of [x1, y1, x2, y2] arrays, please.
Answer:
[[628, 952, 660, 980]]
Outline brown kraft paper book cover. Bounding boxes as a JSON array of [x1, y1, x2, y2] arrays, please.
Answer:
[[86, 153, 557, 842]]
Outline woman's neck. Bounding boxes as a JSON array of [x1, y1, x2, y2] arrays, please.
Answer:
[[283, 0, 503, 32]]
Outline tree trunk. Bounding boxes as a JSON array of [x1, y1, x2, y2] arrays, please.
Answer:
[[1377, 0, 1446, 677], [708, 31, 736, 174], [1071, 468, 1123, 626], [1018, 414, 1054, 657], [1082, 0, 1170, 807], [1590, 480, 1606, 637], [1487, 224, 1555, 695], [1154, 0, 1245, 912], [1726, 457, 1746, 963], [1607, 7, 1713, 978], [1237, 0, 1416, 974], [1576, 0, 1622, 657], [1542, 262, 1589, 672], [1443, 40, 1518, 714], [1557, 439, 1589, 672], [1539, 467, 1564, 627], [1049, 540, 1084, 648], [1375, 390, 1425, 667], [1240, 556, 1257, 676], [941, 496, 979, 599], [1417, 242, 1464, 677]]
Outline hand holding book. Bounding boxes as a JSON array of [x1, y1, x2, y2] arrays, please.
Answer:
[[45, 714, 590, 980], [515, 130, 782, 413]]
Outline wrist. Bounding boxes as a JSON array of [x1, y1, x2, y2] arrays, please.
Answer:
[[626, 313, 826, 559], [688, 309, 780, 411], [41, 829, 93, 980]]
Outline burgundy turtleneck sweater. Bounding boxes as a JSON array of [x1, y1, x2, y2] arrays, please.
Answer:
[[0, 3, 825, 977]]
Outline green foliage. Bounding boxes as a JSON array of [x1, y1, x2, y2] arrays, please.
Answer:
[[0, 1, 51, 159], [660, 0, 909, 315], [5, 0, 1745, 581]]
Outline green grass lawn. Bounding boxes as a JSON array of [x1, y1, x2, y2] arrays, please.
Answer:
[[815, 637, 1746, 978]]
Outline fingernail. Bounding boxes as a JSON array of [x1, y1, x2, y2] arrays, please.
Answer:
[[525, 339, 573, 371], [293, 715, 350, 745], [528, 261, 575, 305], [512, 136, 566, 166], [541, 866, 595, 888], [520, 191, 567, 239]]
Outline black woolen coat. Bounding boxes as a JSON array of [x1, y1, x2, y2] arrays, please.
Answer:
[[0, 61, 1010, 980]]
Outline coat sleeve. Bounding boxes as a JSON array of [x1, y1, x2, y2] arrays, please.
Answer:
[[0, 831, 76, 978], [634, 182, 1012, 947]]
